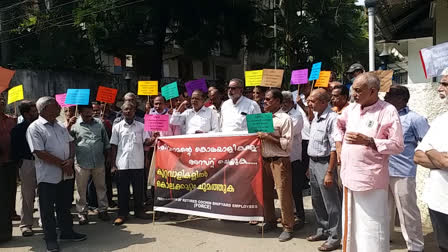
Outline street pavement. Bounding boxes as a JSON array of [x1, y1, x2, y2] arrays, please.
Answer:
[[0, 189, 438, 252]]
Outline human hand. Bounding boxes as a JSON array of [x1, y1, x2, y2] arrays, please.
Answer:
[[111, 165, 118, 173], [345, 132, 371, 146], [61, 158, 74, 176], [68, 116, 77, 126], [323, 173, 333, 188], [177, 101, 189, 113]]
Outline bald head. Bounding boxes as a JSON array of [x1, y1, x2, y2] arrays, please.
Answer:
[[352, 72, 380, 107], [354, 72, 380, 91], [310, 88, 331, 102], [307, 88, 330, 114]]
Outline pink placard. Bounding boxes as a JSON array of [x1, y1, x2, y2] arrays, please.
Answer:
[[55, 93, 73, 108], [290, 69, 309, 85], [144, 114, 169, 132]]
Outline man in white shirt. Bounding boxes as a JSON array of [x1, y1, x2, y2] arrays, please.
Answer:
[[110, 101, 151, 225], [170, 90, 219, 134], [282, 91, 305, 225], [414, 73, 448, 252], [221, 78, 261, 132]]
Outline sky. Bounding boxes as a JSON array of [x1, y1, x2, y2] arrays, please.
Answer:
[[355, 0, 365, 6]]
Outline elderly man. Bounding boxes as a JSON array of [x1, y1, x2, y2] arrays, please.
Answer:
[[71, 104, 111, 225], [328, 81, 343, 94], [384, 85, 428, 252], [305, 89, 342, 251], [414, 73, 448, 252], [114, 92, 144, 125], [11, 101, 39, 237], [171, 90, 219, 134], [221, 78, 261, 132], [27, 97, 86, 252], [0, 93, 17, 242], [110, 101, 151, 225], [257, 89, 294, 242], [281, 91, 305, 224], [331, 85, 350, 115], [335, 73, 404, 252]]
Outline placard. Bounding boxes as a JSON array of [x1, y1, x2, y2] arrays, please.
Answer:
[[161, 82, 179, 100], [96, 86, 118, 104], [419, 41, 448, 78], [246, 113, 274, 133], [314, 71, 332, 88], [0, 67, 16, 94], [65, 89, 90, 105], [185, 79, 208, 97], [245, 70, 263, 87], [55, 93, 73, 108], [138, 81, 159, 96], [290, 69, 309, 85], [309, 62, 322, 81], [144, 114, 169, 132], [7, 85, 24, 104], [260, 69, 284, 88], [372, 70, 394, 92]]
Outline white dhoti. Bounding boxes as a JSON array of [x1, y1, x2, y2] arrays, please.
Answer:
[[342, 187, 390, 252]]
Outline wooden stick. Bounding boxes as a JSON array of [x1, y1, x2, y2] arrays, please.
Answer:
[[14, 102, 17, 117], [311, 80, 316, 90], [101, 102, 107, 119], [170, 99, 173, 109], [75, 105, 78, 117]]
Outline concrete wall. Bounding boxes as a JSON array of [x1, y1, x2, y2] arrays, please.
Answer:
[[407, 37, 432, 84], [405, 82, 448, 229]]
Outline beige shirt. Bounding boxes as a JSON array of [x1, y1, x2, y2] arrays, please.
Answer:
[[261, 109, 293, 158]]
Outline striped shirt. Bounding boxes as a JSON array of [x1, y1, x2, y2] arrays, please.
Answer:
[[307, 106, 337, 157]]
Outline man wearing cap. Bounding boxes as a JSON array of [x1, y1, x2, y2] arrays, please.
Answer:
[[345, 63, 365, 91], [414, 72, 448, 252], [27, 97, 86, 252]]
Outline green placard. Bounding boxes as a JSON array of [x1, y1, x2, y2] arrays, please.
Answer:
[[161, 81, 179, 100], [246, 113, 274, 133]]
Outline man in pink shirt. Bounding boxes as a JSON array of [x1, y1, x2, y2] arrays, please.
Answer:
[[335, 73, 404, 252]]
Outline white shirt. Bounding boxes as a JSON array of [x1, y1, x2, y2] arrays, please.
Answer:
[[26, 116, 74, 184], [416, 111, 448, 215], [170, 106, 219, 134], [287, 108, 303, 162], [110, 119, 149, 170], [220, 96, 261, 132], [297, 106, 311, 140]]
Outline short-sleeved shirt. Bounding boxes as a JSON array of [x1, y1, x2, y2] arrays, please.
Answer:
[[26, 116, 74, 184], [110, 119, 149, 170], [0, 113, 17, 163], [71, 118, 111, 169], [261, 109, 293, 158], [308, 106, 337, 157], [389, 107, 429, 177], [287, 108, 303, 162], [170, 106, 219, 134], [220, 96, 261, 132]]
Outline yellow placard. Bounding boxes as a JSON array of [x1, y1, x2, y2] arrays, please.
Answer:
[[7, 84, 24, 104], [138, 81, 158, 96], [372, 70, 394, 92], [260, 69, 284, 88], [314, 71, 331, 88], [245, 70, 263, 87]]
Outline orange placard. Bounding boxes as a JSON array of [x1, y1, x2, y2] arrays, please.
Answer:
[[314, 71, 331, 88], [0, 67, 16, 93], [96, 86, 118, 104]]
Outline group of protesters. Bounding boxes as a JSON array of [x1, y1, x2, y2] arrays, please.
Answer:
[[0, 63, 448, 252]]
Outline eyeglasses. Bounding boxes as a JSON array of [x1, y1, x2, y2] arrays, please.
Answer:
[[440, 82, 448, 86]]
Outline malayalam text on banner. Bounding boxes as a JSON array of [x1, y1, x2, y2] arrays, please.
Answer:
[[138, 81, 159, 96], [154, 134, 264, 222]]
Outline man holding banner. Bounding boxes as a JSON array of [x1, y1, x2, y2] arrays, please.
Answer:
[[257, 89, 294, 242]]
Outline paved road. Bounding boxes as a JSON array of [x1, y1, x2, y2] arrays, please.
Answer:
[[0, 192, 437, 252]]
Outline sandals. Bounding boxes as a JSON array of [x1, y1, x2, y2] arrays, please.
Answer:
[[318, 242, 341, 251], [306, 234, 328, 242]]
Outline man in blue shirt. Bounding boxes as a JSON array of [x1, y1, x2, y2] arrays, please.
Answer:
[[384, 85, 429, 252]]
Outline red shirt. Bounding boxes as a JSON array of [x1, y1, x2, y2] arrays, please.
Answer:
[[0, 113, 17, 163]]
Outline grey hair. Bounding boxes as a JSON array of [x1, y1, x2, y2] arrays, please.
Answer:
[[124, 92, 137, 99], [356, 72, 380, 90], [229, 78, 244, 88], [36, 96, 57, 113], [281, 91, 293, 102], [121, 101, 135, 110]]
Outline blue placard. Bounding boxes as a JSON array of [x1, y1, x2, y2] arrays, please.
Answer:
[[65, 89, 90, 105], [308, 62, 322, 81]]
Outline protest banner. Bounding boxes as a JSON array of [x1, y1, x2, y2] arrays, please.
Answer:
[[0, 67, 16, 93], [260, 69, 284, 88], [372, 70, 394, 92], [314, 71, 331, 88], [138, 81, 158, 96], [161, 82, 179, 100], [7, 85, 24, 105], [55, 93, 73, 108], [290, 69, 308, 85], [154, 134, 264, 222], [245, 70, 263, 87], [308, 62, 322, 81], [96, 86, 118, 104], [246, 113, 274, 133], [65, 89, 90, 105], [144, 114, 169, 132], [185, 79, 208, 97], [419, 41, 448, 78]]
